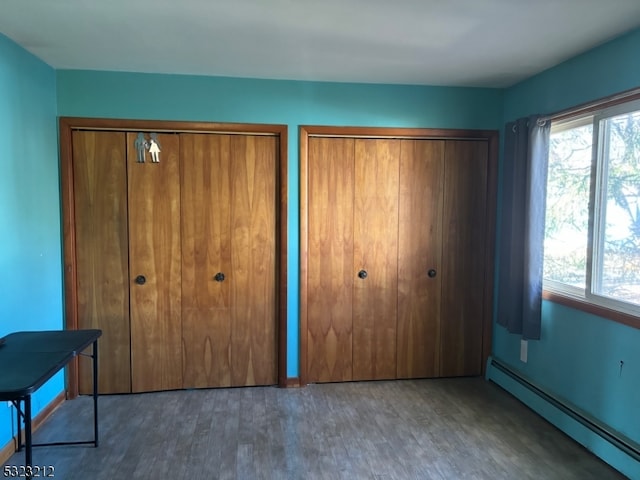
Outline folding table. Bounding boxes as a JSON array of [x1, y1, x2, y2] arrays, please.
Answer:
[[0, 329, 101, 478]]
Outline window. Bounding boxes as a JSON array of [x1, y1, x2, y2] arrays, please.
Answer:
[[544, 99, 640, 319]]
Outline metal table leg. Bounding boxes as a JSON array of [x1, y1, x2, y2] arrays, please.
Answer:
[[92, 338, 99, 447], [24, 395, 32, 479], [14, 399, 22, 452]]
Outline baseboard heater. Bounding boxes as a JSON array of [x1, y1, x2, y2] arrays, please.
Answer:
[[490, 358, 640, 462]]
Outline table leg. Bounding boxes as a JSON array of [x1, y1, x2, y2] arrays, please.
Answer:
[[15, 400, 22, 452], [24, 395, 32, 479], [92, 339, 99, 447]]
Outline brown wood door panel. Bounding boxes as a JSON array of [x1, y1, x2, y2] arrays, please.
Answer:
[[440, 140, 488, 377], [306, 137, 355, 383], [127, 133, 183, 392], [353, 139, 400, 381], [229, 135, 278, 386], [181, 134, 232, 388], [73, 131, 131, 394], [397, 140, 444, 379]]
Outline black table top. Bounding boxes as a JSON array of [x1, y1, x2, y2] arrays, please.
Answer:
[[0, 330, 101, 400]]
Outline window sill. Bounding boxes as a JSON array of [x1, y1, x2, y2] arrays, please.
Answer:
[[542, 290, 640, 330]]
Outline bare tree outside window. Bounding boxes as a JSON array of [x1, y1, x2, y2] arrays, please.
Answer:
[[544, 121, 592, 288], [594, 110, 640, 305]]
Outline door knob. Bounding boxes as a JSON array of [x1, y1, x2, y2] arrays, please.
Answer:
[[135, 275, 146, 285], [428, 269, 437, 278], [358, 270, 368, 279], [214, 272, 225, 282]]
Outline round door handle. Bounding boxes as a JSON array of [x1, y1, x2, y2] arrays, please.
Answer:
[[358, 270, 368, 280], [135, 275, 146, 285], [214, 272, 225, 282], [428, 269, 437, 278]]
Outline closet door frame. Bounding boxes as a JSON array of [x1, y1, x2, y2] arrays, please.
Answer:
[[299, 125, 499, 386], [60, 117, 289, 397]]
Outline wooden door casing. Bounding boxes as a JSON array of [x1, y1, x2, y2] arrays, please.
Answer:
[[73, 131, 131, 394], [439, 140, 489, 377], [307, 137, 355, 383], [300, 126, 497, 385], [61, 118, 288, 396], [397, 140, 444, 379], [127, 132, 183, 393], [352, 139, 400, 381]]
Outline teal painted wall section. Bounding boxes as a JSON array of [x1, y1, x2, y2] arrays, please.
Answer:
[[0, 34, 62, 448], [56, 70, 503, 378], [493, 27, 640, 478], [57, 71, 502, 128], [504, 27, 640, 120]]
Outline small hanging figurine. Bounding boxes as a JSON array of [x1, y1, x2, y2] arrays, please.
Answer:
[[148, 133, 161, 163], [135, 133, 147, 163]]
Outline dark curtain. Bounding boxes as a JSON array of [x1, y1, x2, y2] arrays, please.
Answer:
[[496, 116, 550, 340]]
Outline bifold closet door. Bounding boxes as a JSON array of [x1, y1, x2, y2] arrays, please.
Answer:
[[181, 133, 277, 388], [396, 140, 444, 379], [307, 137, 355, 383], [307, 137, 400, 382], [127, 133, 183, 393], [439, 140, 488, 377], [73, 131, 131, 394], [352, 139, 399, 381]]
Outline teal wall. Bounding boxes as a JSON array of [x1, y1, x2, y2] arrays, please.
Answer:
[[491, 28, 640, 478], [56, 70, 504, 379], [504, 28, 640, 120], [0, 34, 62, 446]]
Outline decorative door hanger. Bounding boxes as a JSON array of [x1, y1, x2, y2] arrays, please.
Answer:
[[135, 133, 161, 163]]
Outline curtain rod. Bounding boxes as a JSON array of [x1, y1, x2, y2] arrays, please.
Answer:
[[538, 86, 640, 123]]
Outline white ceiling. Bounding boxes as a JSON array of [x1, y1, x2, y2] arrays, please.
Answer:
[[1, 0, 640, 88]]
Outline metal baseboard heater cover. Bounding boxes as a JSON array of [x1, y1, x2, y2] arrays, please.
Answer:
[[490, 358, 640, 462]]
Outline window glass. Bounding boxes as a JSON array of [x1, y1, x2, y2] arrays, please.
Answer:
[[593, 109, 640, 307], [544, 120, 592, 290]]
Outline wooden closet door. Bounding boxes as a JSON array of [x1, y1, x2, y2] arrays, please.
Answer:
[[73, 131, 131, 394], [229, 135, 277, 386], [181, 133, 277, 388], [397, 140, 444, 379], [127, 133, 183, 392], [353, 139, 400, 381], [440, 140, 488, 377], [181, 134, 232, 388], [307, 137, 355, 383]]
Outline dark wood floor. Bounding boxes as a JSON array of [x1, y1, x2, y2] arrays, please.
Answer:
[[3, 378, 626, 479]]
